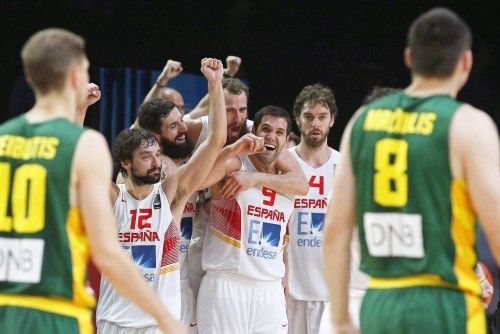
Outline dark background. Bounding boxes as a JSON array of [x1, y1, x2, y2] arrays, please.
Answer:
[[1, 0, 499, 148]]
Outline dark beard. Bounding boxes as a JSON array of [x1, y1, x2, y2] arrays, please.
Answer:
[[303, 133, 328, 147], [161, 136, 194, 159], [225, 124, 249, 146], [131, 167, 161, 186]]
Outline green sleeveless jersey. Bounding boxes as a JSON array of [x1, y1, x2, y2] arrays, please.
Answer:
[[0, 116, 95, 311], [350, 92, 480, 296]]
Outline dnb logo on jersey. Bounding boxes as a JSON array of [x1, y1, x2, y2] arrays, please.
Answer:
[[247, 220, 281, 259], [296, 212, 325, 247]]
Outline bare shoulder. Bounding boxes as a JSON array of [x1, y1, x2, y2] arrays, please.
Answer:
[[451, 104, 498, 146], [183, 117, 203, 143], [73, 130, 112, 177]]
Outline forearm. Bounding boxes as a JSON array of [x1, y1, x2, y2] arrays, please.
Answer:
[[253, 171, 308, 195], [198, 146, 241, 189], [187, 93, 210, 119], [94, 244, 177, 325], [323, 230, 352, 325], [143, 81, 167, 104], [205, 80, 226, 147], [75, 107, 87, 126]]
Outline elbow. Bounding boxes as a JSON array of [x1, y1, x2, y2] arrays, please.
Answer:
[[295, 174, 309, 195]]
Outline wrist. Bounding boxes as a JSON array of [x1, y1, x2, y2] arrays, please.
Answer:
[[155, 79, 168, 88]]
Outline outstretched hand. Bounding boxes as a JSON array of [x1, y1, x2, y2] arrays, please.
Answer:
[[200, 58, 224, 83]]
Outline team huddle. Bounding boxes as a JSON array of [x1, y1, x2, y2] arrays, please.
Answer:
[[1, 6, 499, 334]]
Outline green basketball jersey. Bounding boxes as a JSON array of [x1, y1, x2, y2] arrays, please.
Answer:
[[350, 92, 480, 296], [0, 116, 95, 311]]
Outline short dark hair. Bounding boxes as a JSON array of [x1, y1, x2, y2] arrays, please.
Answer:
[[223, 78, 249, 99], [407, 7, 472, 77], [363, 86, 401, 105], [293, 83, 337, 119], [138, 98, 176, 134], [112, 129, 158, 177], [253, 105, 292, 135], [21, 28, 86, 94]]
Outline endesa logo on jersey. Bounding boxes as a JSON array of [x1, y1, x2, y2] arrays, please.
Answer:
[[296, 212, 325, 247], [246, 220, 281, 260], [180, 217, 193, 253], [123, 244, 156, 282]]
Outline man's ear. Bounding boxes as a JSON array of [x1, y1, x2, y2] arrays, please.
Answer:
[[404, 47, 412, 70]]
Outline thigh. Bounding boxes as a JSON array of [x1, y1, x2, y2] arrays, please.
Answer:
[[197, 274, 250, 334], [254, 283, 288, 334], [360, 287, 485, 334], [1, 306, 83, 334]]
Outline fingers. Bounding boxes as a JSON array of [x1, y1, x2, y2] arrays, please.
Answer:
[[220, 178, 239, 198], [200, 58, 223, 70]]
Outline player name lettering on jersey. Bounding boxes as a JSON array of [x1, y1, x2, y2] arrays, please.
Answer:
[[363, 108, 436, 135], [247, 205, 286, 223], [0, 135, 59, 160], [118, 231, 160, 242], [294, 198, 328, 209]]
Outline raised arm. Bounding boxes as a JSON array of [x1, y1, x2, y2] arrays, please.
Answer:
[[143, 59, 183, 104], [323, 116, 359, 334], [219, 147, 308, 198], [75, 83, 101, 126], [74, 130, 185, 334], [184, 55, 242, 120], [165, 58, 226, 217]]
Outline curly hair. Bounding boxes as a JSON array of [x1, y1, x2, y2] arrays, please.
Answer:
[[293, 83, 337, 119], [137, 98, 176, 134], [112, 129, 158, 177]]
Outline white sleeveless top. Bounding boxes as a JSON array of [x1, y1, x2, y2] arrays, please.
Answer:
[[287, 147, 340, 301], [202, 155, 294, 281], [180, 193, 197, 280], [96, 183, 181, 327]]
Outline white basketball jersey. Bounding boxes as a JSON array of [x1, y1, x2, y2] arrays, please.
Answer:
[[96, 183, 181, 327], [202, 155, 294, 281], [288, 147, 340, 301], [180, 193, 197, 280]]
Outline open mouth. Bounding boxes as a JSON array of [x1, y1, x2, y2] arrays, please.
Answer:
[[264, 144, 276, 151], [230, 125, 240, 133]]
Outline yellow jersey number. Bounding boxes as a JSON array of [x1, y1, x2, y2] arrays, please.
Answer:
[[0, 162, 47, 233], [373, 138, 408, 207]]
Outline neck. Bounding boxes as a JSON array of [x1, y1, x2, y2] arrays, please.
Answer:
[[405, 75, 461, 98], [296, 141, 331, 168], [25, 90, 77, 123], [248, 155, 277, 174], [125, 179, 155, 200]]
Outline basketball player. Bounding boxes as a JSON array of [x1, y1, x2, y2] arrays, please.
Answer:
[[196, 105, 306, 334], [324, 7, 500, 334], [286, 84, 340, 333], [0, 28, 184, 334]]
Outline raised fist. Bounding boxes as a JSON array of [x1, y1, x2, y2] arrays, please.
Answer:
[[200, 58, 224, 83], [225, 55, 242, 77], [158, 60, 183, 84]]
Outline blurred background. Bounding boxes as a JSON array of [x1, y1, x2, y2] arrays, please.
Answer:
[[1, 0, 499, 148]]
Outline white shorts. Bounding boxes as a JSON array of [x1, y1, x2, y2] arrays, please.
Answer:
[[97, 321, 161, 334], [197, 271, 288, 334], [187, 243, 205, 298], [181, 278, 198, 333], [287, 299, 326, 334]]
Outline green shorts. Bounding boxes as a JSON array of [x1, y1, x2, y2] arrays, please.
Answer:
[[0, 306, 87, 334], [360, 286, 485, 334]]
